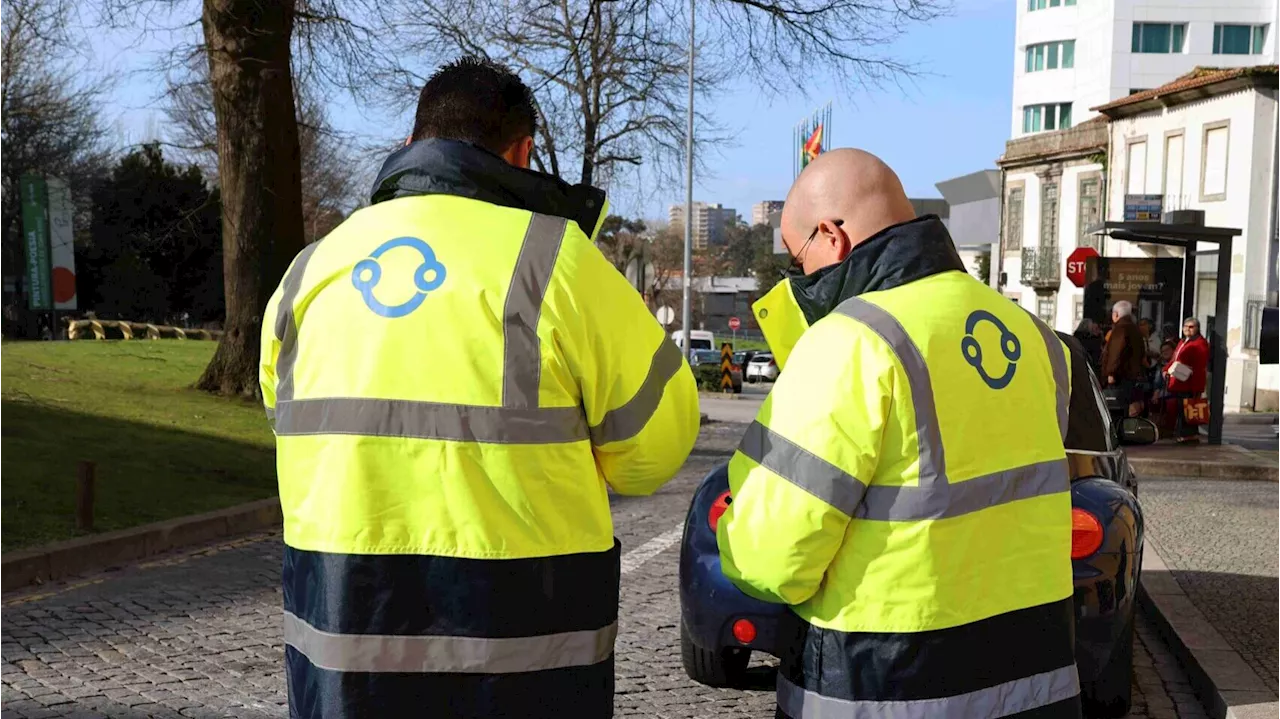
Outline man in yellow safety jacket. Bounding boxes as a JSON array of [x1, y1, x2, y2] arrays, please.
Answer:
[[717, 149, 1083, 719], [260, 57, 699, 718]]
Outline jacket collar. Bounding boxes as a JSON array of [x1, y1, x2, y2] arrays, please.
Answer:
[[789, 215, 967, 325], [751, 215, 966, 368], [370, 139, 607, 239]]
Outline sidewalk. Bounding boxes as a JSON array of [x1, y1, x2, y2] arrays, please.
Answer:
[[1138, 474, 1279, 718], [1127, 442, 1277, 481]]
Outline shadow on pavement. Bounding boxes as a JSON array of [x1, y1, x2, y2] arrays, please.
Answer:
[[2, 398, 275, 552]]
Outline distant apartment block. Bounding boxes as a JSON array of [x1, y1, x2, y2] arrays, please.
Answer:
[[751, 201, 785, 227], [669, 202, 740, 249]]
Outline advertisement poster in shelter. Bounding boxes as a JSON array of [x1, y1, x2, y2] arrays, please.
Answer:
[[1082, 257, 1184, 332]]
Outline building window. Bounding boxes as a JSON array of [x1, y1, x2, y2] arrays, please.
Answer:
[[1200, 121, 1229, 201], [1023, 103, 1073, 133], [1006, 187, 1024, 251], [1078, 176, 1101, 249], [1132, 23, 1186, 53], [1028, 0, 1075, 10], [1040, 181, 1059, 247], [1245, 299, 1265, 349], [1163, 132, 1184, 207], [1126, 140, 1147, 194], [1037, 295, 1057, 325], [1074, 297, 1084, 325], [1026, 41, 1076, 71], [1214, 24, 1267, 54]]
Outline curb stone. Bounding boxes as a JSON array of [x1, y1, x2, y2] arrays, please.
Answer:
[[1138, 540, 1278, 719], [1, 498, 282, 590], [1130, 458, 1278, 482]]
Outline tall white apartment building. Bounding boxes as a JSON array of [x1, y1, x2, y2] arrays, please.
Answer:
[[669, 202, 740, 250], [752, 201, 785, 227], [1012, 0, 1276, 138]]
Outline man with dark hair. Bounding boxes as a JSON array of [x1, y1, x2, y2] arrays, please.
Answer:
[[410, 56, 538, 160], [262, 56, 699, 718]]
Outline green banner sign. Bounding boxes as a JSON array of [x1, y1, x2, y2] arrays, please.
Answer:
[[21, 174, 52, 311]]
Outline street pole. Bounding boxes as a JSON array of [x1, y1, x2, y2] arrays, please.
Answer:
[[682, 0, 694, 360]]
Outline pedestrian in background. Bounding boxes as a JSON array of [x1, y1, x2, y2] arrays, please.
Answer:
[[1103, 301, 1146, 414], [1073, 318, 1104, 376], [1138, 318, 1162, 364], [260, 57, 699, 718], [1166, 317, 1210, 444], [718, 148, 1085, 719]]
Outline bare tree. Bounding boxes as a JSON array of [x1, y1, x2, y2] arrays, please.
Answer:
[[392, 0, 727, 188], [646, 223, 686, 314], [387, 0, 945, 190], [706, 0, 948, 93], [2, 0, 110, 327], [165, 56, 361, 244], [102, 0, 394, 396]]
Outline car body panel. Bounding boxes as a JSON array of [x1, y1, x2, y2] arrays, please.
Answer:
[[680, 462, 1143, 679], [691, 350, 742, 392], [745, 354, 779, 382]]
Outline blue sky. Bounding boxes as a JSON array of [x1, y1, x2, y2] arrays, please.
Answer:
[[90, 0, 1014, 222]]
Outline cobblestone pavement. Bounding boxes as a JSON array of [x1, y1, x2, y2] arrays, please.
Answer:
[[1137, 476, 1279, 693], [3, 424, 1210, 718]]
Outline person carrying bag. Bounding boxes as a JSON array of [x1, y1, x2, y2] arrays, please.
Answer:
[[1165, 317, 1210, 443]]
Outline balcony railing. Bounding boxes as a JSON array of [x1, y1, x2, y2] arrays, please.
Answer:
[[1021, 245, 1060, 290]]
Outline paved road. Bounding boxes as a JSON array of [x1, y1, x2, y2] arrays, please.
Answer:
[[3, 423, 1209, 718], [1138, 476, 1279, 693]]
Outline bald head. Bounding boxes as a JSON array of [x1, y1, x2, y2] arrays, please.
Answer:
[[780, 148, 917, 275]]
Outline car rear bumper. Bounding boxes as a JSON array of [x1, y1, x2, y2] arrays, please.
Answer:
[[679, 468, 1144, 683], [1071, 477, 1144, 682]]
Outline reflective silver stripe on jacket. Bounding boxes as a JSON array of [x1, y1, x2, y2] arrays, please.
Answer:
[[777, 664, 1080, 719], [270, 213, 676, 445], [283, 611, 617, 674], [739, 296, 1071, 522]]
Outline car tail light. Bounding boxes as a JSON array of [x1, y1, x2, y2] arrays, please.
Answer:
[[1070, 508, 1104, 559], [769, 359, 777, 367], [732, 618, 757, 644], [708, 491, 731, 532]]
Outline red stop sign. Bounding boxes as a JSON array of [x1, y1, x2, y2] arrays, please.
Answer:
[[1066, 247, 1099, 288], [728, 316, 741, 331]]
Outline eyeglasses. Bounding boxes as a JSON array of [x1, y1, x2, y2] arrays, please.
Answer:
[[784, 219, 843, 277]]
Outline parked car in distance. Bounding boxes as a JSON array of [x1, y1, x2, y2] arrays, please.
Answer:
[[691, 349, 742, 393], [679, 338, 1143, 719], [732, 350, 759, 368], [672, 329, 715, 352], [744, 353, 778, 383]]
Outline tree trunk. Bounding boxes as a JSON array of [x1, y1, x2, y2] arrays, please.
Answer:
[[195, 0, 305, 397]]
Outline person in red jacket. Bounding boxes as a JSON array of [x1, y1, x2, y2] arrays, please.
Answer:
[[1165, 317, 1210, 443]]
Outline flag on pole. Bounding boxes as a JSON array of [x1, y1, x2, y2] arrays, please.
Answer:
[[801, 124, 824, 166], [795, 102, 832, 176]]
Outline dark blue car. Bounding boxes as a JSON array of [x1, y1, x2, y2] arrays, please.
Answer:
[[679, 341, 1144, 718]]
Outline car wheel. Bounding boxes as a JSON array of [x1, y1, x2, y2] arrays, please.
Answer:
[[1082, 617, 1134, 719], [680, 622, 750, 687]]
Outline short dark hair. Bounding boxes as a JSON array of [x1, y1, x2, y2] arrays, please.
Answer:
[[411, 57, 537, 153]]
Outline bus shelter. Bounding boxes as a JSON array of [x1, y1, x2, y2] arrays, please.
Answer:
[[1088, 220, 1241, 445]]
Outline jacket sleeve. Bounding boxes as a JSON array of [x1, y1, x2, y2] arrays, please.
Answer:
[[550, 229, 700, 496], [259, 283, 286, 428], [716, 318, 890, 605]]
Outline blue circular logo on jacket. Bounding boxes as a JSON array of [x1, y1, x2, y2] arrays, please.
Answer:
[[351, 237, 446, 318], [961, 310, 1021, 389]]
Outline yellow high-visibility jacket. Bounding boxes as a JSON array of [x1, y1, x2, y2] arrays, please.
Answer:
[[718, 215, 1081, 719], [261, 139, 699, 719]]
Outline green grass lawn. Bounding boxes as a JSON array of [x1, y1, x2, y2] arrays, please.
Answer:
[[2, 341, 275, 550], [714, 336, 769, 352]]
